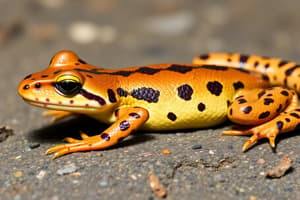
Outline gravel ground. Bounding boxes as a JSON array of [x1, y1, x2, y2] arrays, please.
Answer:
[[0, 0, 299, 199]]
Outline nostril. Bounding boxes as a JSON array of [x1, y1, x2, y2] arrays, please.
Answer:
[[23, 84, 30, 90]]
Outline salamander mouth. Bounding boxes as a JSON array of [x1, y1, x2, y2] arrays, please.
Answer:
[[22, 98, 99, 111]]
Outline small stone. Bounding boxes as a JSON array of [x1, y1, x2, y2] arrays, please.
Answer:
[[36, 170, 46, 180], [99, 181, 108, 187], [209, 150, 215, 155], [14, 171, 23, 178], [257, 158, 265, 165], [56, 163, 77, 175], [29, 143, 40, 149], [192, 144, 202, 150]]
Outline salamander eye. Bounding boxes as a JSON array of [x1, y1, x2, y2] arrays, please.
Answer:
[[55, 74, 82, 96]]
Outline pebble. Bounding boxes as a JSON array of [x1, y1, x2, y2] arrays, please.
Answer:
[[99, 181, 109, 187], [29, 143, 40, 149], [68, 22, 117, 44], [257, 158, 265, 165], [36, 170, 46, 180], [192, 144, 202, 150], [56, 163, 78, 175], [144, 11, 194, 35], [14, 171, 23, 178]]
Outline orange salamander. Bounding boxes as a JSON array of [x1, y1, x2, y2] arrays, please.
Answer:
[[18, 51, 300, 159]]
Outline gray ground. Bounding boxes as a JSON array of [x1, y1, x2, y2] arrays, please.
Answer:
[[0, 0, 299, 199]]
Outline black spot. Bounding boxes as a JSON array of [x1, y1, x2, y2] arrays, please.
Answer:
[[243, 106, 252, 114], [234, 68, 251, 74], [129, 112, 140, 119], [264, 63, 270, 69], [262, 75, 270, 81], [264, 98, 274, 105], [86, 74, 93, 78], [254, 61, 259, 68], [177, 84, 193, 100], [117, 88, 128, 97], [278, 60, 288, 67], [276, 121, 284, 130], [285, 118, 291, 122], [131, 87, 160, 103], [229, 108, 233, 115], [201, 65, 228, 71], [199, 54, 209, 59], [280, 90, 289, 96], [79, 89, 106, 105], [206, 81, 223, 96], [283, 77, 288, 86], [233, 81, 244, 90], [78, 58, 87, 64], [198, 103, 206, 112], [23, 85, 30, 90], [100, 133, 110, 141], [23, 74, 32, 80], [258, 90, 266, 98], [53, 70, 62, 74], [285, 65, 299, 76], [167, 112, 177, 121], [167, 64, 193, 73], [107, 89, 117, 103], [35, 83, 41, 88], [290, 112, 300, 119], [136, 67, 161, 75], [75, 63, 80, 65], [239, 54, 249, 67], [227, 100, 231, 107], [49, 56, 54, 65], [114, 109, 119, 117], [41, 75, 48, 78], [267, 94, 273, 96], [259, 111, 270, 119], [119, 120, 130, 131], [238, 99, 247, 104], [111, 71, 132, 77]]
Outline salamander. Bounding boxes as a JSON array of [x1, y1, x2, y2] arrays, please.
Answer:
[[18, 51, 300, 158]]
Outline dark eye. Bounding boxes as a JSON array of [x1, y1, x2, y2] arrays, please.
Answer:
[[55, 80, 82, 96]]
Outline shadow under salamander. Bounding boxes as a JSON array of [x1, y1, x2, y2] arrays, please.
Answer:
[[26, 115, 155, 149]]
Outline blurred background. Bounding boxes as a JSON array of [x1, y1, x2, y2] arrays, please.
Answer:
[[1, 1, 300, 199]]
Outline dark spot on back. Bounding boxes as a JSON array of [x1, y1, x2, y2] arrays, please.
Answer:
[[238, 99, 247, 104], [177, 84, 193, 100], [167, 64, 193, 73], [233, 81, 244, 90], [278, 60, 288, 67], [41, 75, 48, 78], [136, 67, 161, 75], [254, 61, 259, 68], [206, 81, 223, 96], [131, 87, 160, 103], [201, 65, 228, 71], [285, 118, 290, 122], [86, 74, 93, 78], [54, 70, 62, 74]]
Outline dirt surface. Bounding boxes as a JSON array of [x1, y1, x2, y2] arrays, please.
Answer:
[[0, 0, 300, 199]]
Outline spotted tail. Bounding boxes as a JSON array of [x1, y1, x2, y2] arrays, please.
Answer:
[[193, 53, 300, 94]]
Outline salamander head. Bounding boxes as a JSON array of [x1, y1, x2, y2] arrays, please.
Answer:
[[18, 50, 118, 113]]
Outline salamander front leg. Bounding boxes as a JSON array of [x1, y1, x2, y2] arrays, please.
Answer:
[[45, 107, 149, 159]]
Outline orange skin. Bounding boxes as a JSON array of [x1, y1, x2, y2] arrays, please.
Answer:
[[18, 51, 300, 158]]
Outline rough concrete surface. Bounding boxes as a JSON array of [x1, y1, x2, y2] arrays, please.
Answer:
[[0, 0, 299, 199]]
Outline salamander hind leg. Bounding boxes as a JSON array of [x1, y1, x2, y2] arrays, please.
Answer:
[[45, 107, 149, 159], [224, 87, 300, 151]]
